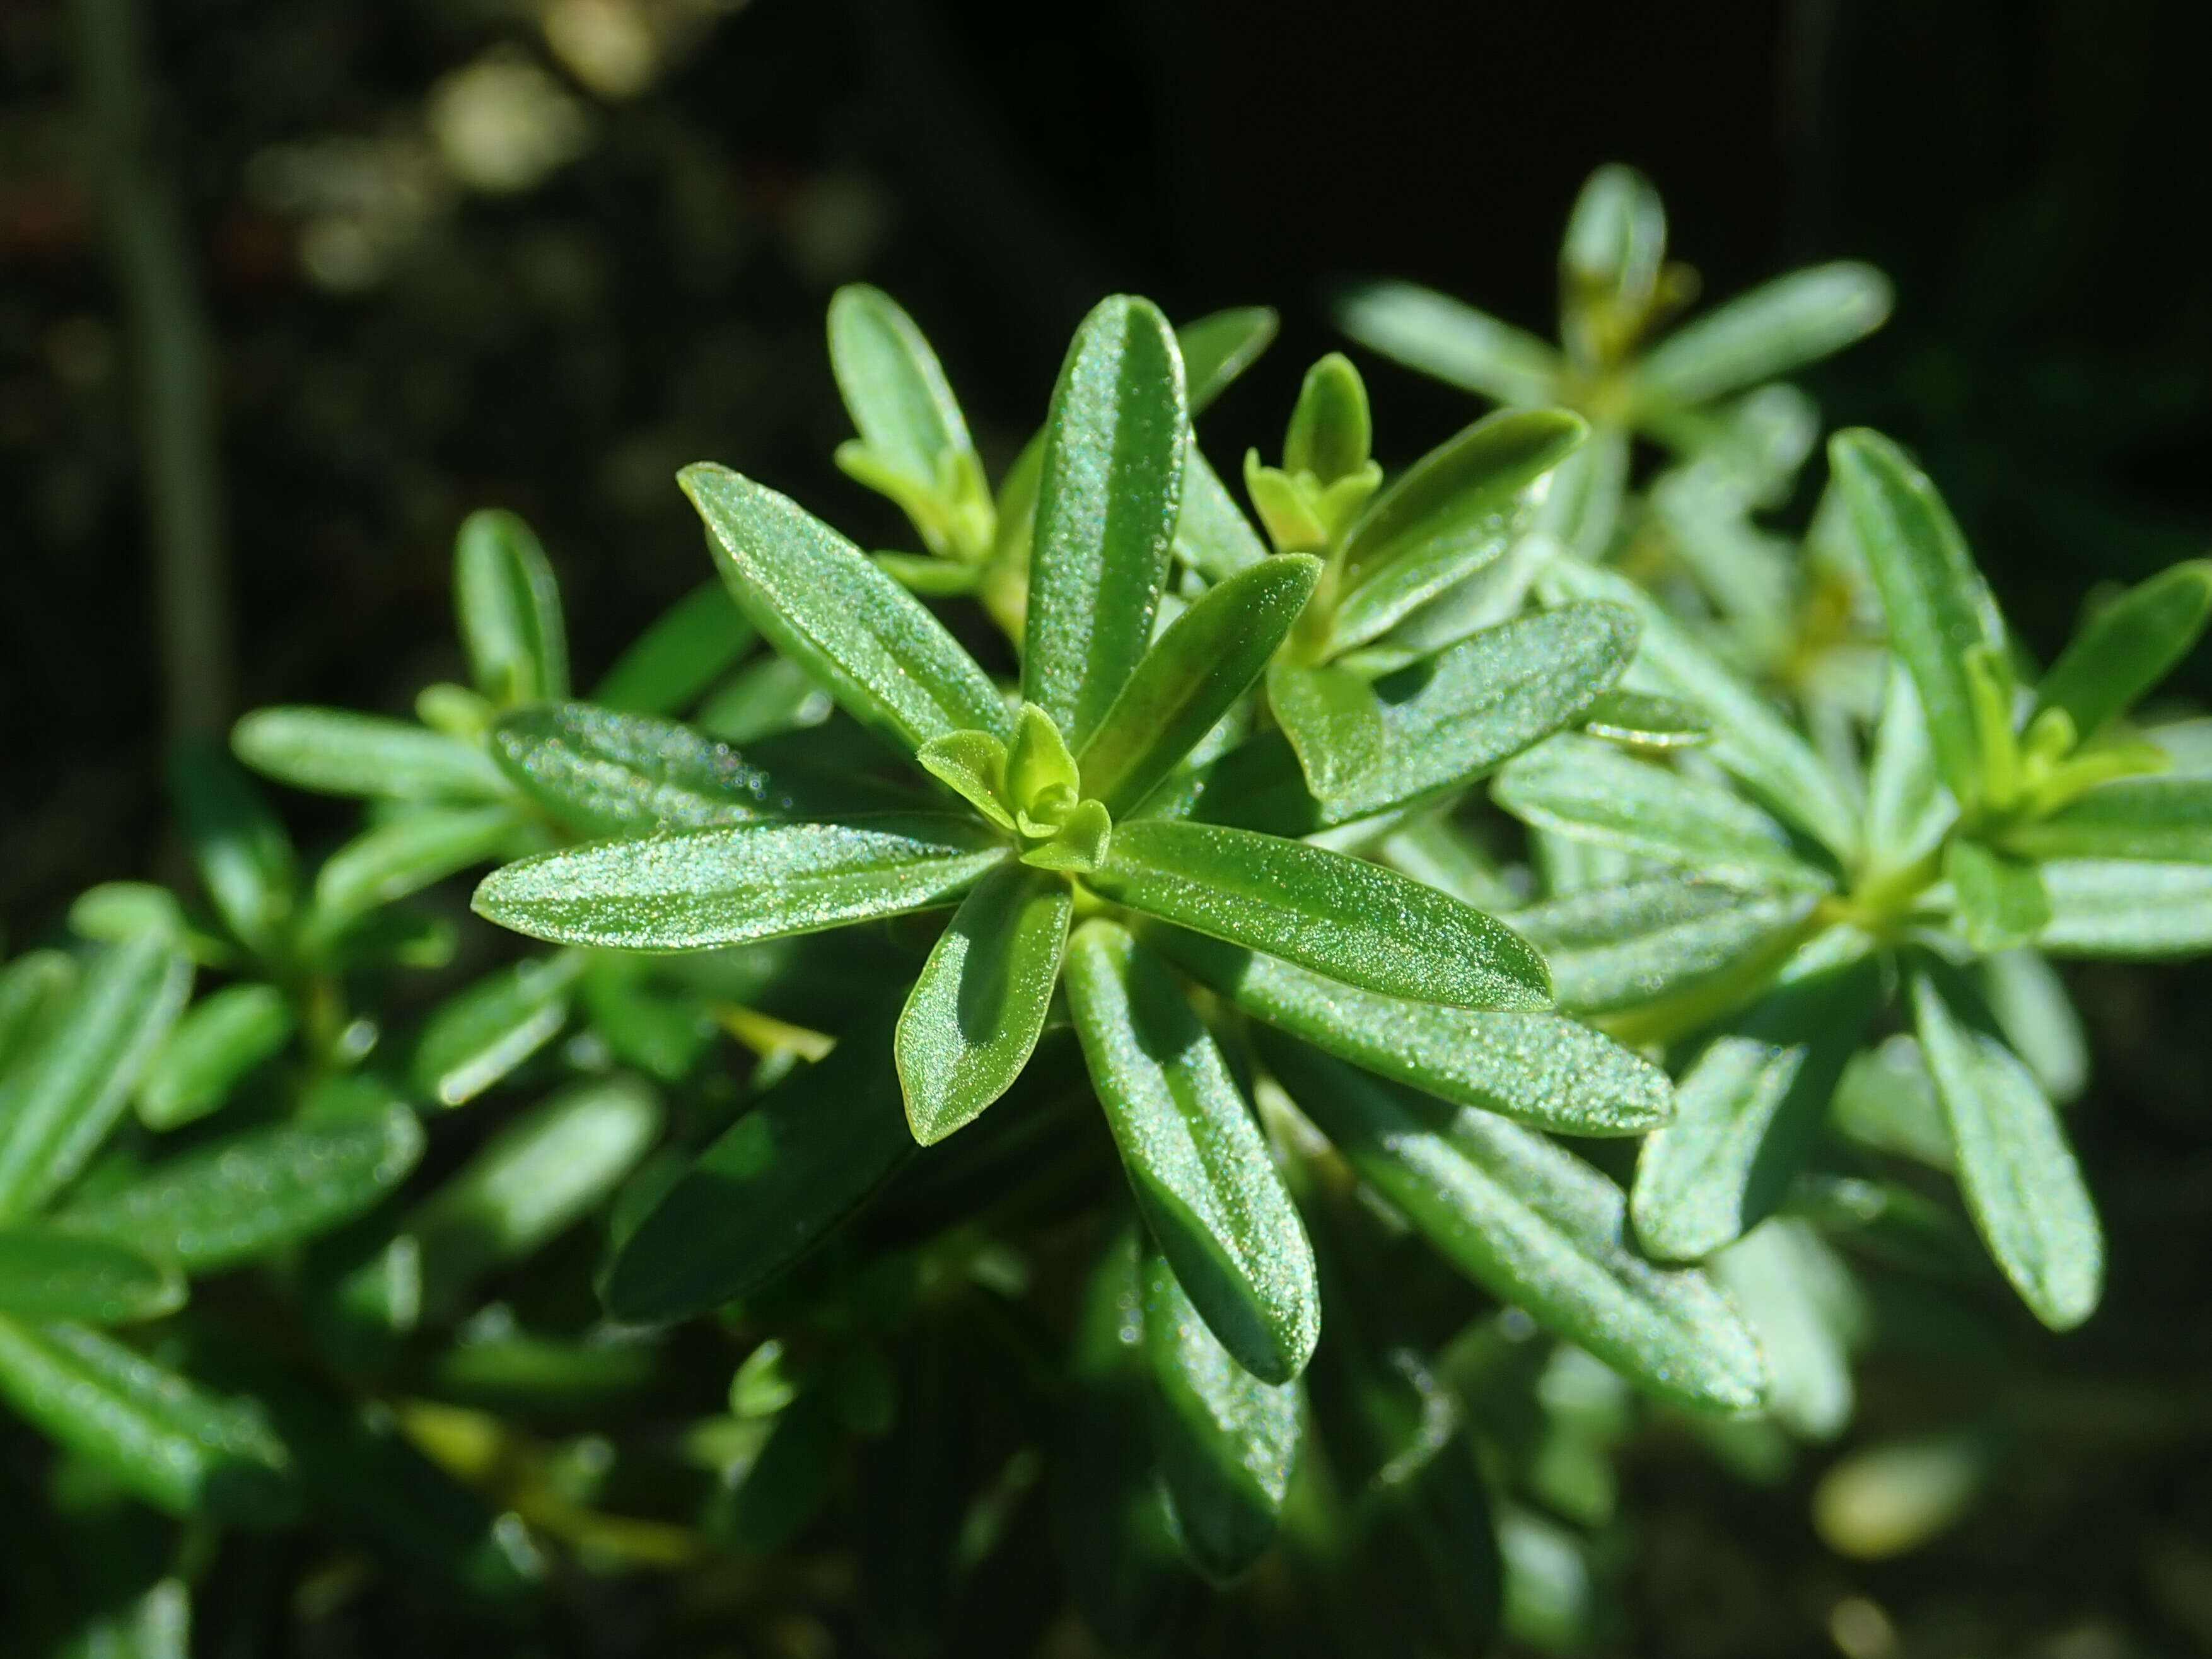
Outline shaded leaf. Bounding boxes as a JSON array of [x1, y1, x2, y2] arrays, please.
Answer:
[[410, 952, 585, 1107], [1266, 660, 1385, 799], [0, 1229, 182, 1324], [1179, 306, 1277, 414], [2032, 559, 2212, 738], [136, 982, 293, 1131], [1510, 877, 1815, 1014], [170, 744, 296, 957], [591, 580, 757, 716], [2006, 777, 2212, 864], [454, 508, 569, 706], [232, 708, 508, 803], [311, 805, 521, 938], [1945, 839, 2050, 953]]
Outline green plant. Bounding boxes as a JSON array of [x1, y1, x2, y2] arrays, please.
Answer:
[[0, 165, 2203, 1656]]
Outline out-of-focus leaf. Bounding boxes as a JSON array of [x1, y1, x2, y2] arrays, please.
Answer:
[[311, 806, 521, 938], [0, 935, 192, 1221], [0, 950, 74, 1080], [1632, 943, 1881, 1260], [170, 745, 296, 957], [2037, 859, 2212, 957], [454, 508, 569, 706], [135, 982, 293, 1131], [1259, 1030, 1764, 1412], [1173, 444, 1269, 582], [2032, 559, 2212, 738], [472, 814, 1005, 950], [410, 952, 585, 1107], [682, 464, 1011, 751], [2007, 778, 2212, 864], [694, 655, 833, 745], [1831, 1037, 1952, 1168], [1266, 660, 1384, 799], [897, 863, 1071, 1145], [1066, 922, 1317, 1385], [1829, 430, 2002, 805], [1636, 264, 1891, 405], [1090, 819, 1551, 1011], [602, 1013, 909, 1320], [591, 580, 757, 716], [1945, 839, 2050, 953], [1578, 688, 1711, 748], [1141, 1252, 1299, 1581], [62, 1576, 190, 1658], [858, 1327, 975, 1655], [1159, 926, 1669, 1136], [0, 1230, 182, 1324], [0, 1317, 294, 1522], [232, 709, 508, 803], [1812, 1430, 1989, 1561], [1864, 661, 1954, 867], [1179, 306, 1277, 414], [1910, 964, 2101, 1330], [58, 1105, 422, 1273], [1711, 1219, 1861, 1441], [1336, 279, 1560, 407], [579, 958, 713, 1083], [1510, 877, 1815, 1014], [1025, 295, 1187, 748]]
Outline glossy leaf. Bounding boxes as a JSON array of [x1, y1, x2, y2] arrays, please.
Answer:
[[0, 934, 191, 1221], [170, 744, 296, 957], [454, 508, 569, 706], [1830, 430, 2002, 804], [1637, 264, 1892, 404], [1631, 945, 1882, 1260], [232, 708, 508, 803], [1066, 921, 1317, 1384], [1024, 294, 1188, 748], [1496, 735, 1829, 890], [0, 1316, 294, 1522], [1510, 877, 1815, 1014], [1089, 818, 1551, 1011], [1141, 1252, 1300, 1581], [311, 805, 520, 938], [896, 863, 1072, 1145], [681, 463, 1011, 751], [603, 1013, 911, 1320], [2006, 777, 2212, 864], [2037, 859, 2212, 957], [591, 580, 757, 715], [1335, 279, 1561, 406], [1541, 557, 1862, 859], [472, 814, 1006, 950], [1945, 839, 2051, 953], [491, 702, 818, 835], [2032, 559, 2212, 738], [1259, 1030, 1766, 1413], [1080, 554, 1318, 818], [136, 982, 293, 1131], [410, 951, 585, 1107], [1909, 964, 2102, 1330], [1157, 926, 1669, 1136], [58, 1105, 423, 1272], [0, 1228, 182, 1323], [1266, 660, 1385, 798], [1179, 305, 1277, 414], [410, 1076, 661, 1314]]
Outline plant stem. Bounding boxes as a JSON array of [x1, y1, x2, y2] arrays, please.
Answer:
[[70, 0, 233, 740]]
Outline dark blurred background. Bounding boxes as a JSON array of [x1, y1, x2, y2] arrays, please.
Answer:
[[3, 3, 2211, 1650]]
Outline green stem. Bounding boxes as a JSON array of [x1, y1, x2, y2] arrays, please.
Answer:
[[70, 0, 232, 740]]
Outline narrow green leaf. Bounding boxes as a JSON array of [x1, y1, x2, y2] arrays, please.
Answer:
[[1541, 557, 1863, 859], [0, 935, 192, 1221], [454, 508, 569, 706], [694, 653, 833, 745], [1829, 430, 2002, 804], [1510, 878, 1816, 1015], [1631, 945, 1881, 1259], [828, 285, 981, 523], [1980, 948, 2086, 1104], [1578, 689, 1710, 749], [591, 580, 757, 715], [0, 1230, 182, 1324], [872, 551, 984, 595], [311, 805, 521, 937], [1711, 1220, 1861, 1442], [681, 463, 1011, 752], [1335, 279, 1561, 406], [602, 1013, 911, 1320], [136, 982, 293, 1131], [410, 951, 585, 1107], [472, 814, 1004, 950], [57, 1105, 423, 1273], [1266, 660, 1385, 799], [1141, 1251, 1300, 1581], [170, 744, 297, 957], [1155, 926, 1669, 1137], [1080, 554, 1320, 817], [1945, 839, 2051, 953], [1066, 922, 1317, 1384], [1496, 735, 1830, 890], [0, 950, 74, 1081], [1909, 964, 2102, 1330], [1090, 819, 1551, 1011], [1174, 443, 1269, 581], [1179, 306, 1278, 414], [410, 1076, 661, 1315], [1258, 1030, 1765, 1413], [1637, 264, 1892, 405], [0, 1317, 293, 1522], [1332, 409, 1586, 651], [2037, 859, 2212, 957], [232, 708, 508, 803], [896, 863, 1072, 1145], [1283, 352, 1372, 484], [1561, 164, 1667, 326], [1024, 295, 1188, 748], [1864, 661, 1954, 866], [2006, 777, 2212, 864], [2032, 560, 2212, 738]]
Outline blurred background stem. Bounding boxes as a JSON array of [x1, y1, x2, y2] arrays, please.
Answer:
[[69, 0, 231, 742]]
